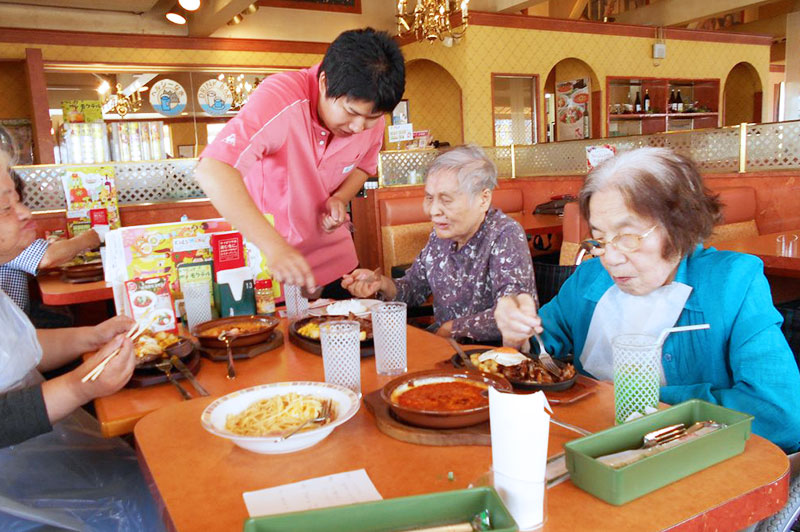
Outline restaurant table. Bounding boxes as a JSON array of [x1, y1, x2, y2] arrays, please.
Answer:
[[713, 230, 800, 278], [37, 271, 113, 305], [510, 212, 563, 236], [129, 321, 790, 532]]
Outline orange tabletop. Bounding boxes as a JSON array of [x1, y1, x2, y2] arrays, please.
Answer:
[[37, 271, 113, 305], [131, 322, 789, 532], [510, 212, 563, 236], [713, 230, 800, 278]]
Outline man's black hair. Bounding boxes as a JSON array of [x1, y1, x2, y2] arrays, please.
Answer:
[[319, 27, 405, 113]]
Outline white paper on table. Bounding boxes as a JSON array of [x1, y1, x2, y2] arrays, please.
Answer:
[[242, 469, 382, 518], [489, 387, 552, 479], [489, 388, 552, 530]]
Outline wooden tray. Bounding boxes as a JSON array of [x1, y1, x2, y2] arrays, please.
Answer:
[[362, 389, 489, 446], [60, 262, 104, 283], [288, 325, 375, 357], [127, 351, 202, 388], [199, 330, 283, 361]]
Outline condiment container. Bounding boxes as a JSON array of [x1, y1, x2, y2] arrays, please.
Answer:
[[254, 279, 276, 315]]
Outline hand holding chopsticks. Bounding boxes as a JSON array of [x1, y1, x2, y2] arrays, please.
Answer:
[[81, 313, 157, 383]]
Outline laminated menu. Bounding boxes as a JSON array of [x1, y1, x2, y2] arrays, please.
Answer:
[[61, 165, 121, 237], [124, 275, 178, 333]]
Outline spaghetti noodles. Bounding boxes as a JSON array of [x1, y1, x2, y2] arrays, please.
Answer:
[[224, 393, 328, 436]]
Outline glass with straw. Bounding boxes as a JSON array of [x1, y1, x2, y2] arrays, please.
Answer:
[[613, 324, 710, 424]]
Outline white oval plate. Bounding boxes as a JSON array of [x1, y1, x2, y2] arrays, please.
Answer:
[[200, 381, 360, 454]]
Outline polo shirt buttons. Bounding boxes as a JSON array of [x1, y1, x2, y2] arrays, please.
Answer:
[[319, 140, 325, 145], [321, 131, 327, 136], [664, 353, 672, 362]]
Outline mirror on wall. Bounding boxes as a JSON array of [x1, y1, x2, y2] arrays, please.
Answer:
[[43, 66, 297, 165], [492, 74, 538, 146]]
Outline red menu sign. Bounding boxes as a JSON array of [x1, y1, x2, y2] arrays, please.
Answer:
[[210, 232, 245, 274]]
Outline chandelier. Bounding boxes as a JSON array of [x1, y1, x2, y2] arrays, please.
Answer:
[[396, 0, 470, 43], [218, 74, 261, 111], [99, 83, 143, 117]]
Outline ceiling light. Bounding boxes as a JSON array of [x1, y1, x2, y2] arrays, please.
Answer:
[[166, 4, 187, 24], [97, 80, 111, 94], [179, 0, 200, 11], [227, 14, 243, 25], [241, 3, 258, 15]]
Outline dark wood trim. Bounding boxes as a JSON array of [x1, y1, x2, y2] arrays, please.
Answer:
[[43, 59, 309, 73], [257, 0, 361, 14], [591, 89, 601, 139], [773, 83, 781, 122], [753, 91, 763, 123], [24, 48, 55, 165], [0, 27, 329, 54], [468, 11, 772, 45], [770, 64, 786, 73]]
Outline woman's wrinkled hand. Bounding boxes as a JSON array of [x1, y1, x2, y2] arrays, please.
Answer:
[[495, 294, 543, 349], [341, 268, 382, 298], [76, 334, 135, 401]]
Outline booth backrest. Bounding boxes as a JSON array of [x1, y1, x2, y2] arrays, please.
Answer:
[[379, 188, 525, 275], [558, 186, 759, 265]]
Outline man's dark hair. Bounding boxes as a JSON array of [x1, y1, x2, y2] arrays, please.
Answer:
[[319, 27, 405, 113]]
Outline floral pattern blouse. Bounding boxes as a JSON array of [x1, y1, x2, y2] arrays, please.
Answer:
[[394, 208, 535, 342]]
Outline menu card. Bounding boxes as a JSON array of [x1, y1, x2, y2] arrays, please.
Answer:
[[61, 165, 121, 237], [124, 275, 178, 333]]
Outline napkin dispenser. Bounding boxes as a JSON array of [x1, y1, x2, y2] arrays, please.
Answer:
[[214, 267, 255, 317]]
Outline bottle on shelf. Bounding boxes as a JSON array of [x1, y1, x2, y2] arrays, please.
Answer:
[[675, 90, 684, 113], [644, 89, 651, 112], [669, 90, 676, 112], [634, 91, 642, 113]]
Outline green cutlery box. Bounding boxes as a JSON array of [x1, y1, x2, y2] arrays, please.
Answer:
[[243, 487, 517, 532], [564, 399, 753, 505]]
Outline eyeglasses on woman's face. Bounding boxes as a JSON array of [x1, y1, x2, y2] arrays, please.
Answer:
[[580, 225, 658, 257]]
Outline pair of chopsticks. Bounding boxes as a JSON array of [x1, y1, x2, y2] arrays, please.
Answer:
[[81, 314, 157, 383]]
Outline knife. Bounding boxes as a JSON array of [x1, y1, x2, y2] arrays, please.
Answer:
[[169, 355, 210, 396]]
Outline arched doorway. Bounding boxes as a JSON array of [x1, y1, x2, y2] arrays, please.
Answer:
[[392, 59, 463, 148], [544, 58, 601, 142], [723, 62, 763, 126]]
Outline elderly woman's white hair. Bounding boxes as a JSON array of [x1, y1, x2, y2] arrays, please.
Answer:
[[425, 144, 497, 196]]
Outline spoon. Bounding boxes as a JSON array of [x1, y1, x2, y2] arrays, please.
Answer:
[[218, 328, 240, 379]]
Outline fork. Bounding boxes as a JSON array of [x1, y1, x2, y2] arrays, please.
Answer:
[[280, 399, 332, 440], [154, 359, 193, 400], [533, 333, 562, 377]]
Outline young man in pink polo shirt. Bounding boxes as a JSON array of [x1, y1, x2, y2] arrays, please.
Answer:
[[196, 28, 405, 295]]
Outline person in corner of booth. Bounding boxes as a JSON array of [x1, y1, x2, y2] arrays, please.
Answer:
[[494, 147, 800, 452], [195, 27, 405, 297], [0, 148, 162, 530], [342, 145, 535, 344], [0, 170, 103, 316]]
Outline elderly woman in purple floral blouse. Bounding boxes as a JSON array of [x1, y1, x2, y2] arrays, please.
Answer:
[[342, 144, 535, 343]]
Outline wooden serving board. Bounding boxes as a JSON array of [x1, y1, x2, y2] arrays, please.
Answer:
[[287, 327, 375, 357], [362, 390, 490, 446], [127, 351, 201, 388], [200, 330, 284, 361]]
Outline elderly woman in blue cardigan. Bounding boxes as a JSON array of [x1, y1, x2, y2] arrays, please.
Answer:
[[495, 147, 800, 452]]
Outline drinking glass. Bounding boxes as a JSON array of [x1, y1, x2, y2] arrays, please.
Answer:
[[776, 234, 798, 257], [320, 320, 361, 396], [492, 469, 547, 531], [612, 334, 660, 424], [283, 284, 308, 320], [372, 302, 408, 376]]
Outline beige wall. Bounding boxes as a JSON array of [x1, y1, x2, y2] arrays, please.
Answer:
[[724, 62, 762, 125], [402, 24, 770, 145], [400, 59, 463, 146]]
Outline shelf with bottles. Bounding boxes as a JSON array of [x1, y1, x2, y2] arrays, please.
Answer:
[[606, 77, 719, 136]]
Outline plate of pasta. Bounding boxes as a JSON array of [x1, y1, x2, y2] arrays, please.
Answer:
[[200, 381, 360, 454]]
